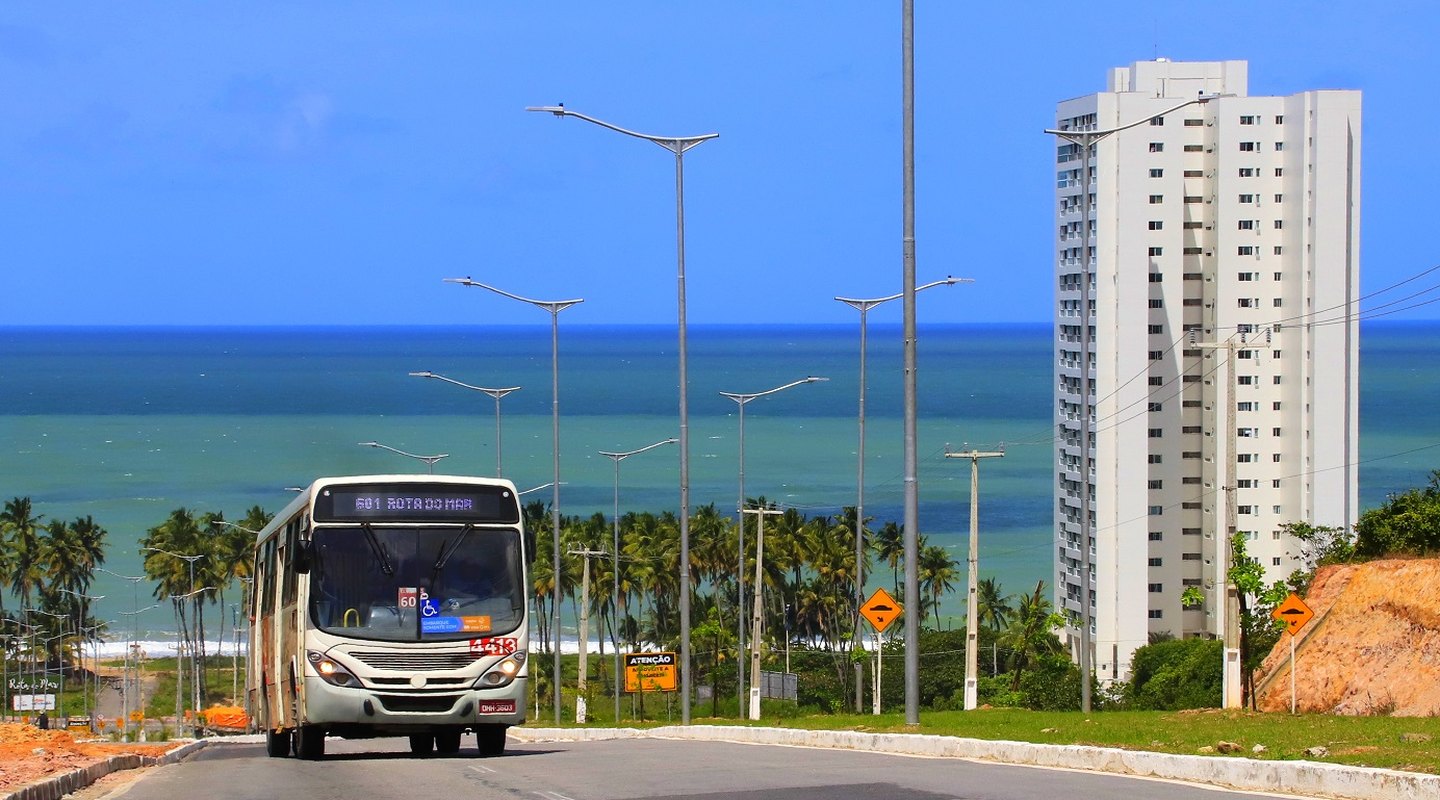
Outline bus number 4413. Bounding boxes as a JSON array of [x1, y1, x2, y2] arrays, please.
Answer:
[[469, 637, 518, 657]]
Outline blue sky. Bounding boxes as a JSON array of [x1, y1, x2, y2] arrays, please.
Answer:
[[2, 2, 1436, 326]]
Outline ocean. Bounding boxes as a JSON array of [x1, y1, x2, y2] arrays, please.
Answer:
[[2, 322, 1437, 641]]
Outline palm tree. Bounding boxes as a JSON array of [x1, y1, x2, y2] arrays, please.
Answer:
[[975, 577, 1013, 632], [918, 544, 960, 630], [871, 521, 904, 598], [1003, 580, 1064, 691], [2, 497, 45, 611]]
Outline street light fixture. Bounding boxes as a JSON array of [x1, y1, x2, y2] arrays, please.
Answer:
[[446, 276, 583, 724], [598, 437, 678, 723], [98, 567, 146, 738], [409, 371, 521, 477], [719, 375, 827, 716], [1044, 93, 1220, 713], [528, 105, 717, 724], [59, 589, 105, 727], [836, 276, 967, 712], [358, 441, 449, 474], [143, 547, 207, 737]]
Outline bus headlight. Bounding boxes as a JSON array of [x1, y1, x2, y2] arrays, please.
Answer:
[[307, 650, 359, 688], [474, 651, 526, 690]]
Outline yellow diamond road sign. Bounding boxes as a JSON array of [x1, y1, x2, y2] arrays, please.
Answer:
[[1271, 592, 1315, 636], [861, 587, 902, 633]]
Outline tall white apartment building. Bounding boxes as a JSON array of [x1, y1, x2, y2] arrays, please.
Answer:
[[1051, 60, 1360, 681]]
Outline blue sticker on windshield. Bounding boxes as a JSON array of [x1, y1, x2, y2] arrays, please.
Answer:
[[421, 616, 462, 634], [420, 596, 445, 618]]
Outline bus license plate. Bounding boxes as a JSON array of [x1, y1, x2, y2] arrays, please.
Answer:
[[478, 700, 515, 715]]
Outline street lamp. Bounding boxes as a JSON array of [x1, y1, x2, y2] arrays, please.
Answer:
[[358, 441, 449, 474], [99, 567, 146, 738], [143, 547, 207, 737], [114, 603, 160, 740], [59, 589, 105, 727], [1044, 93, 1219, 713], [741, 506, 782, 721], [719, 375, 827, 716], [598, 437, 677, 723], [944, 446, 1005, 711], [446, 276, 583, 724], [409, 371, 521, 477], [529, 105, 717, 724], [836, 276, 967, 712]]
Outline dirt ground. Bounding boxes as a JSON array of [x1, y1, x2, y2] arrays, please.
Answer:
[[0, 723, 176, 793]]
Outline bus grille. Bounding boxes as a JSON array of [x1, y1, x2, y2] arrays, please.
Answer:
[[349, 652, 478, 671], [376, 694, 461, 713]]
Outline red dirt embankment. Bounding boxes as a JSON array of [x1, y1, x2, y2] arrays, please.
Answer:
[[1254, 558, 1440, 716], [0, 724, 174, 793]]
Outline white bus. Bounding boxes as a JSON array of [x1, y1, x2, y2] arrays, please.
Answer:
[[248, 475, 530, 759]]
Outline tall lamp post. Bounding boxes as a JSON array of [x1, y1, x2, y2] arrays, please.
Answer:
[[598, 437, 677, 723], [98, 567, 145, 738], [358, 441, 449, 474], [59, 589, 105, 726], [837, 276, 967, 712], [528, 105, 716, 724], [719, 376, 827, 716], [446, 276, 583, 724], [142, 547, 207, 737], [409, 371, 521, 477], [1044, 93, 1218, 713], [741, 506, 782, 721]]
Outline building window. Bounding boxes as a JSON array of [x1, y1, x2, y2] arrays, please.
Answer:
[[1149, 194, 1164, 204], [1183, 221, 1203, 229], [1238, 167, 1256, 177], [1148, 376, 1163, 386], [1149, 299, 1164, 308], [1148, 454, 1163, 463], [1237, 453, 1255, 463], [1182, 527, 1201, 536], [1148, 506, 1164, 516], [1273, 298, 1283, 307], [1148, 480, 1163, 489], [1239, 141, 1258, 151], [1239, 272, 1258, 281], [1182, 476, 1201, 484], [1273, 453, 1282, 462], [1184, 195, 1203, 204], [1149, 583, 1164, 593], [1148, 220, 1164, 230], [1183, 246, 1202, 255], [1148, 247, 1164, 257], [1148, 557, 1163, 566], [1149, 142, 1165, 152], [1148, 351, 1163, 361], [1184, 119, 1203, 127], [1183, 452, 1201, 460], [1182, 553, 1203, 561], [1274, 220, 1284, 229], [1239, 220, 1256, 230], [1272, 557, 1283, 566], [1149, 609, 1164, 619], [1238, 375, 1256, 385], [1272, 427, 1282, 436], [1237, 402, 1256, 411], [1148, 427, 1163, 437], [1274, 194, 1284, 203], [1238, 246, 1256, 256], [1148, 324, 1164, 334], [1273, 402, 1283, 410], [1184, 169, 1202, 177], [1182, 425, 1202, 434], [1149, 273, 1164, 283], [1149, 168, 1164, 178], [1150, 117, 1165, 126], [1183, 144, 1204, 152], [1148, 402, 1163, 412], [1239, 115, 1256, 125], [1275, 142, 1285, 151], [1238, 194, 1256, 204], [1274, 246, 1284, 255], [1275, 115, 1284, 124], [1275, 167, 1284, 177], [1148, 531, 1163, 541]]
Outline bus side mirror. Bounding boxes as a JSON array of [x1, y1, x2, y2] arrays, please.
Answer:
[[294, 540, 313, 574], [524, 530, 537, 564]]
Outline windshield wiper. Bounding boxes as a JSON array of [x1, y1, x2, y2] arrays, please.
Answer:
[[430, 524, 474, 585], [360, 522, 395, 576]]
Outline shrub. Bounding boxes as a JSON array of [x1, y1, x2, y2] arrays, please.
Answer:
[[1126, 638, 1222, 710]]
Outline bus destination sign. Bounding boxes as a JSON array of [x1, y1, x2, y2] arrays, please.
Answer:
[[314, 483, 519, 523]]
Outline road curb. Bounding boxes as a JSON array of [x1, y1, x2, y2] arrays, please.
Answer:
[[1, 739, 208, 800], [508, 725, 1439, 800]]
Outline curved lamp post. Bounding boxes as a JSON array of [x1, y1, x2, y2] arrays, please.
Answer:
[[409, 371, 521, 477], [1044, 93, 1220, 713], [598, 437, 677, 723], [446, 276, 583, 724], [358, 441, 449, 474], [528, 105, 716, 724], [836, 276, 967, 711], [718, 375, 827, 716], [58, 589, 105, 727], [143, 548, 207, 737]]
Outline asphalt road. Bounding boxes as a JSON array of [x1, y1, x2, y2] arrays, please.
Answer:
[[99, 735, 1305, 800]]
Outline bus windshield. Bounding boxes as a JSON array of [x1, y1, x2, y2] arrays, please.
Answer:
[[308, 526, 525, 643]]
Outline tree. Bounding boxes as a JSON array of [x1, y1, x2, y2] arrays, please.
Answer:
[[2, 497, 45, 610], [1354, 469, 1440, 558], [1228, 532, 1288, 709], [872, 522, 904, 598], [975, 577, 1013, 632], [918, 544, 959, 630], [1002, 581, 1065, 691], [1126, 638, 1222, 710]]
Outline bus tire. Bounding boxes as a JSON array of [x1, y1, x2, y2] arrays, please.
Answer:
[[408, 734, 434, 756], [476, 725, 506, 757], [265, 730, 292, 758], [295, 725, 326, 760], [435, 729, 462, 754]]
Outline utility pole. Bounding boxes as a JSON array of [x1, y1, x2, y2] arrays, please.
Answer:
[[742, 507, 782, 721], [944, 445, 1005, 710], [1192, 329, 1269, 709], [568, 548, 606, 723]]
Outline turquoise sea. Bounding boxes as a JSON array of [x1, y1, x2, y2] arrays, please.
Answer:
[[2, 322, 1438, 639]]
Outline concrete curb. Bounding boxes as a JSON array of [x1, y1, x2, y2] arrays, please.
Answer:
[[508, 725, 1440, 800], [1, 739, 208, 800]]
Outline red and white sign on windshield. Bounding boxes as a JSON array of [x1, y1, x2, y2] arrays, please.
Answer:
[[469, 637, 519, 657]]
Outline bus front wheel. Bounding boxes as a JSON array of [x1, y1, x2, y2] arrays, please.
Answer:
[[408, 734, 434, 756], [475, 725, 506, 757], [435, 729, 462, 754], [265, 730, 292, 758], [295, 725, 326, 760]]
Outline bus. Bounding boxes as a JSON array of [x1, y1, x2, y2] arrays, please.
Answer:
[[247, 475, 531, 759]]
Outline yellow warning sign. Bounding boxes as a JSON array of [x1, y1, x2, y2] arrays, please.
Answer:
[[860, 587, 903, 633], [1271, 592, 1315, 636]]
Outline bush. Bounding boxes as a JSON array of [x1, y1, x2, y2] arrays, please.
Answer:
[[1126, 638, 1222, 710]]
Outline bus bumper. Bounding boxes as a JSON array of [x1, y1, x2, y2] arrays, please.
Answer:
[[303, 676, 528, 733]]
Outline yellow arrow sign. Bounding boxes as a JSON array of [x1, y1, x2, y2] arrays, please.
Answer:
[[860, 587, 903, 633]]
